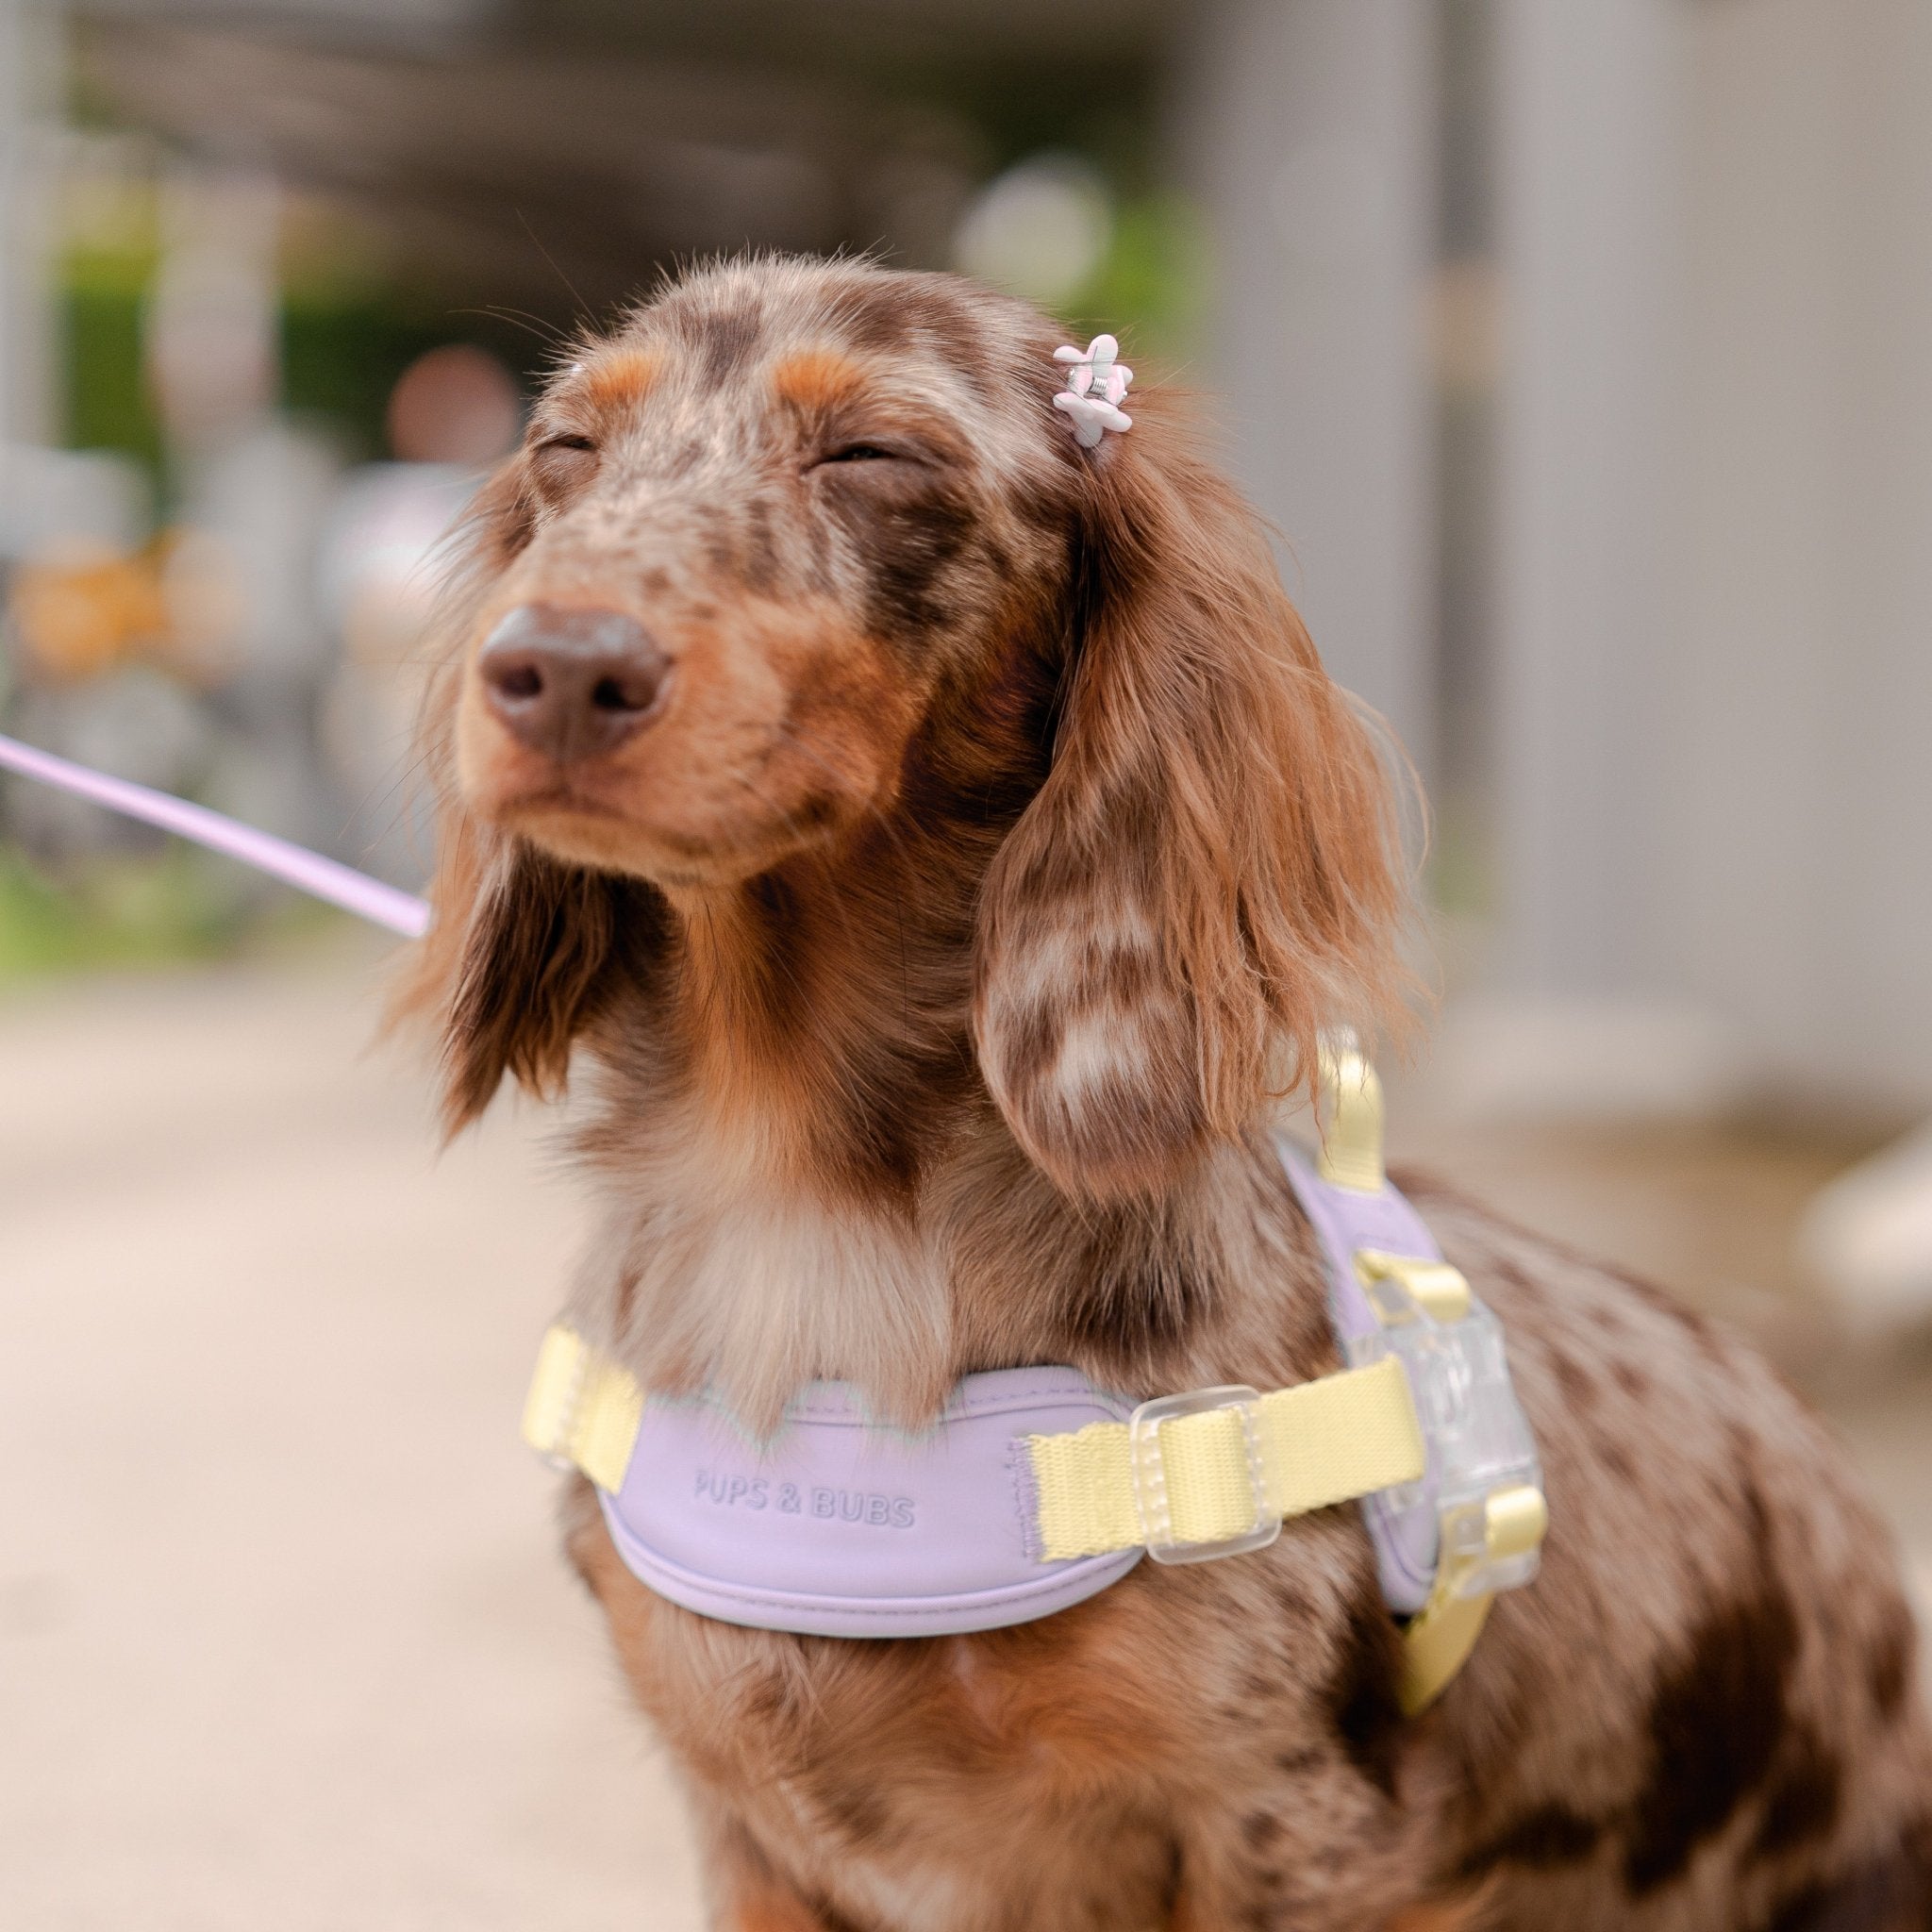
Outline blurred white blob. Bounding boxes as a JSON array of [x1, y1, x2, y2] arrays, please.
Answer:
[[953, 154, 1113, 308], [174, 422, 341, 684], [1803, 1124, 1932, 1336], [318, 458, 474, 878]]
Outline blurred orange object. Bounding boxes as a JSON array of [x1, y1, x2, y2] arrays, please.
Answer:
[[8, 545, 172, 683], [5, 526, 254, 688]]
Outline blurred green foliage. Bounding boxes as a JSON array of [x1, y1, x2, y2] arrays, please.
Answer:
[[1066, 190, 1212, 371], [63, 250, 165, 478], [0, 846, 341, 983], [0, 847, 234, 978]]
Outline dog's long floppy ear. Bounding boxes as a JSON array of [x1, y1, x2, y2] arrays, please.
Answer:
[[388, 452, 652, 1134], [973, 395, 1416, 1203], [393, 811, 643, 1134]]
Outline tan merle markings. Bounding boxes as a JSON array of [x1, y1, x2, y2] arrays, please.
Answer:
[[772, 343, 977, 496], [772, 346, 868, 420], [578, 346, 663, 412]]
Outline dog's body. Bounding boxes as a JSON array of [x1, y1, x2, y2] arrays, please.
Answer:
[[408, 258, 1930, 1929]]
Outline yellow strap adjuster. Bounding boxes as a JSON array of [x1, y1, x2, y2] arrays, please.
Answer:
[[1355, 1249, 1474, 1324], [521, 1324, 643, 1493], [1025, 1356, 1427, 1563]]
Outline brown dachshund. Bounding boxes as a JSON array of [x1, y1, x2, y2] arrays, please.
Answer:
[[401, 257, 1930, 1930]]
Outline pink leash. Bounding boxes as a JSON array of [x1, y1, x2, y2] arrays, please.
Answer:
[[0, 732, 430, 939]]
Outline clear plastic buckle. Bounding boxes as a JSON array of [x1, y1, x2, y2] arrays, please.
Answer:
[[1128, 1385, 1282, 1566], [1344, 1267, 1547, 1599]]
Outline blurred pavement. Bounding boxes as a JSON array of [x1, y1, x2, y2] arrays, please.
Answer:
[[4, 958, 1928, 1929], [1, 951, 704, 1932]]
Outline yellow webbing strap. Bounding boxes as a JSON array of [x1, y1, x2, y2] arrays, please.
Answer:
[[1396, 1484, 1548, 1715], [1400, 1583, 1493, 1716], [521, 1324, 643, 1494], [1026, 1355, 1425, 1560]]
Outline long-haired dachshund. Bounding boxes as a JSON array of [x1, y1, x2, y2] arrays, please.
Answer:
[[401, 257, 1929, 1930]]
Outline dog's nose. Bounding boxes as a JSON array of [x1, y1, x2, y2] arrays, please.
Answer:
[[476, 604, 670, 762]]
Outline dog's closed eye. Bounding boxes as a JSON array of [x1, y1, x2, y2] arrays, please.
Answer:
[[813, 442, 903, 467], [529, 432, 599, 501]]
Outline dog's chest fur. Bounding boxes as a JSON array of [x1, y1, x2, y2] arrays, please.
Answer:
[[569, 1092, 954, 1432]]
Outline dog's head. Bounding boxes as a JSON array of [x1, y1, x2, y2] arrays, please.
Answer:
[[409, 257, 1414, 1203]]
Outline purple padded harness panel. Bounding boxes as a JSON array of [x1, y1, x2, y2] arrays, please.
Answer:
[[598, 1368, 1143, 1638]]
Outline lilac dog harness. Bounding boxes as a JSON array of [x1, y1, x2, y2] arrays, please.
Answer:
[[584, 1369, 1143, 1638], [523, 1043, 1546, 1712]]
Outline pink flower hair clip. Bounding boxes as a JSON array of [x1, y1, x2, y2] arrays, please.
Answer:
[[1052, 333, 1133, 448]]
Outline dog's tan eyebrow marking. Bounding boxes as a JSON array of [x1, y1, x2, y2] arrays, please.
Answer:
[[577, 348, 663, 410], [772, 347, 871, 416], [774, 346, 974, 468]]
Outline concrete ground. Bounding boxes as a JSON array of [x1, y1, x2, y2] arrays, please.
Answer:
[[5, 951, 1929, 1930], [3, 949, 704, 1932]]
